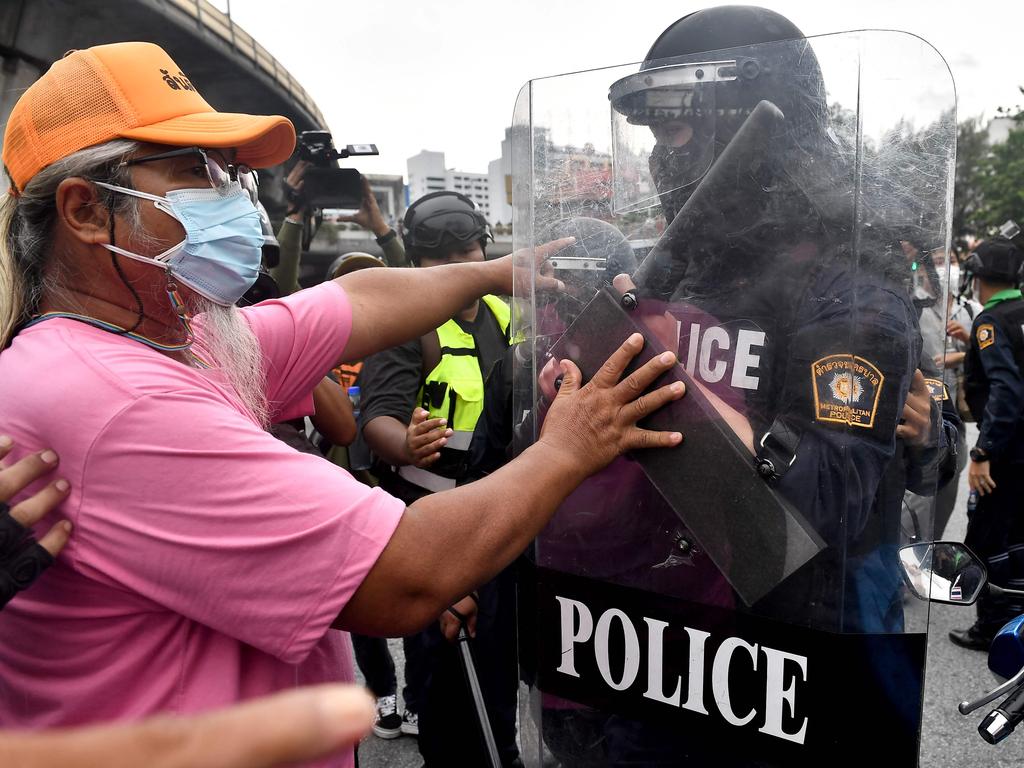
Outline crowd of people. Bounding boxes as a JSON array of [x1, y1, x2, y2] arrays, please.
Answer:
[[0, 5, 1022, 768]]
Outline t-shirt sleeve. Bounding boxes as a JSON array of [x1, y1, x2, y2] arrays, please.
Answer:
[[75, 389, 405, 664], [240, 280, 352, 422], [359, 340, 424, 426]]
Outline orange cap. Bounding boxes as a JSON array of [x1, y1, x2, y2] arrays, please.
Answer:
[[3, 42, 296, 193]]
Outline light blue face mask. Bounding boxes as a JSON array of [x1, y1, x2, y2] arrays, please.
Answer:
[[94, 180, 265, 306]]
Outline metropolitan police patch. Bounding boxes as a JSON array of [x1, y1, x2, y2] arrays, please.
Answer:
[[811, 355, 885, 428], [924, 377, 949, 402], [977, 323, 995, 350]]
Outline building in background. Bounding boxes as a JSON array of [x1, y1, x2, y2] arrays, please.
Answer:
[[488, 128, 514, 228], [407, 150, 492, 222]]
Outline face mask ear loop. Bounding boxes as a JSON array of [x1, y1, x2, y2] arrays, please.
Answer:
[[165, 276, 196, 348], [106, 199, 145, 334]]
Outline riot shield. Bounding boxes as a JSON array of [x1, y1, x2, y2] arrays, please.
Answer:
[[511, 30, 955, 767]]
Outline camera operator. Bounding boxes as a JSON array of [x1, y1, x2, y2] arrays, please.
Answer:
[[273, 135, 408, 297]]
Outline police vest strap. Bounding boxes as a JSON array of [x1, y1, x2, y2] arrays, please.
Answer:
[[397, 464, 458, 492], [754, 418, 802, 484]]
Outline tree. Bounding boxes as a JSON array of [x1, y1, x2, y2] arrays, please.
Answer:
[[974, 88, 1024, 234], [952, 116, 990, 247]]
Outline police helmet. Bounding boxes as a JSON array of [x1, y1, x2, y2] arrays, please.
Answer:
[[402, 191, 492, 264], [962, 237, 1024, 288], [609, 6, 826, 221], [328, 251, 386, 280]]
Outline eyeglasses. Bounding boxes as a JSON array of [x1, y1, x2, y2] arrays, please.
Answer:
[[120, 146, 259, 203]]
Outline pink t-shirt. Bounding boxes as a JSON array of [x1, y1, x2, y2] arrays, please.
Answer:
[[0, 281, 404, 768]]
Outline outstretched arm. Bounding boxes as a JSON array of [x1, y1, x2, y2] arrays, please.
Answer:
[[336, 238, 570, 363], [0, 684, 374, 768], [336, 335, 686, 636]]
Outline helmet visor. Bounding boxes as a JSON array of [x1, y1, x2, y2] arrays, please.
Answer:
[[610, 60, 730, 213]]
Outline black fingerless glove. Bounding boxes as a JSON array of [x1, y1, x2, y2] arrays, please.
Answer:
[[0, 503, 54, 609]]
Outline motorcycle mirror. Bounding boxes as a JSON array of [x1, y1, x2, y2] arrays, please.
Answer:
[[898, 541, 988, 605]]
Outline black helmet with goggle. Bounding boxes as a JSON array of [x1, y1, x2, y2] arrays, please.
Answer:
[[402, 190, 492, 263], [961, 236, 1024, 290]]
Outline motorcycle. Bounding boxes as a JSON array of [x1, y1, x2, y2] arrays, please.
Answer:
[[899, 541, 1024, 743]]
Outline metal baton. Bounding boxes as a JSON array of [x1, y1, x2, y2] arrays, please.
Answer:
[[457, 624, 502, 768]]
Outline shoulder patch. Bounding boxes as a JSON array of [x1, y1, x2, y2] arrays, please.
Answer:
[[923, 377, 949, 402], [811, 355, 885, 429], [977, 323, 996, 350]]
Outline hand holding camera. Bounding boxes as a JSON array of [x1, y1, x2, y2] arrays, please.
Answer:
[[338, 176, 389, 237], [289, 131, 378, 213]]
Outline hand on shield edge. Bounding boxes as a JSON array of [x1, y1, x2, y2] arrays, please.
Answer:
[[538, 333, 684, 476], [506, 237, 574, 298], [896, 369, 932, 447]]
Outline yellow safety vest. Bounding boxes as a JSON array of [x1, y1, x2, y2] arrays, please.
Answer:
[[400, 296, 510, 492]]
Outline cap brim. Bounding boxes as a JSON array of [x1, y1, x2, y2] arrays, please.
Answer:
[[120, 111, 296, 168]]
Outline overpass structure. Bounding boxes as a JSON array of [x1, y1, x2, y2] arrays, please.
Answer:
[[0, 0, 328, 210]]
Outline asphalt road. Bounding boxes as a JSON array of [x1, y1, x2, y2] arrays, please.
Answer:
[[358, 425, 1024, 766]]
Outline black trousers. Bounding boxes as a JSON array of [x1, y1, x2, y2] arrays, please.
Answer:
[[418, 567, 520, 767], [965, 460, 1024, 637], [351, 632, 429, 714]]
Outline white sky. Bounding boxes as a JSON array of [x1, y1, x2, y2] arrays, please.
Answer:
[[217, 0, 1023, 177]]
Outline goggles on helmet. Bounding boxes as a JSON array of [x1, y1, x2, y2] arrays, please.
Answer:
[[408, 208, 490, 250], [119, 146, 259, 204]]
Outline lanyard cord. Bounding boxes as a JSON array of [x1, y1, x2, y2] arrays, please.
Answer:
[[25, 282, 209, 367]]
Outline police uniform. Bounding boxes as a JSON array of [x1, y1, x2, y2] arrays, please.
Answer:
[[962, 287, 1024, 638], [669, 243, 922, 631]]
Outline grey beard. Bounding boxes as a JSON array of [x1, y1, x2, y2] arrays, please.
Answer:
[[189, 299, 270, 429]]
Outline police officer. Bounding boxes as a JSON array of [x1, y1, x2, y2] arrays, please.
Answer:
[[949, 236, 1024, 650], [358, 190, 520, 767], [609, 5, 924, 627], [522, 7, 943, 766]]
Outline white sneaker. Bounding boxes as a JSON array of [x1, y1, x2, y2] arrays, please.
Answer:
[[400, 708, 419, 736], [372, 694, 402, 739]]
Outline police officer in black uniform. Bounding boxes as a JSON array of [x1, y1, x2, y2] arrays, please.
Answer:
[[950, 236, 1024, 650], [517, 7, 950, 766], [610, 5, 927, 631]]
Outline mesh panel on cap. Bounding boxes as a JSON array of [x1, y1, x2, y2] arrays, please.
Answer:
[[5, 52, 134, 191]]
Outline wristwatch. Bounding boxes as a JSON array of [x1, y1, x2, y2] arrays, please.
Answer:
[[969, 447, 989, 463], [375, 228, 397, 246]]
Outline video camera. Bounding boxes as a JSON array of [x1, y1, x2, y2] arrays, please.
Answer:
[[294, 130, 379, 210]]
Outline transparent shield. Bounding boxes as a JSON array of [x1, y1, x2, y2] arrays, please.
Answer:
[[512, 30, 955, 767]]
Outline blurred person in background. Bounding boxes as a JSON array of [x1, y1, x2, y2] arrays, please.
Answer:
[[950, 237, 1024, 651]]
